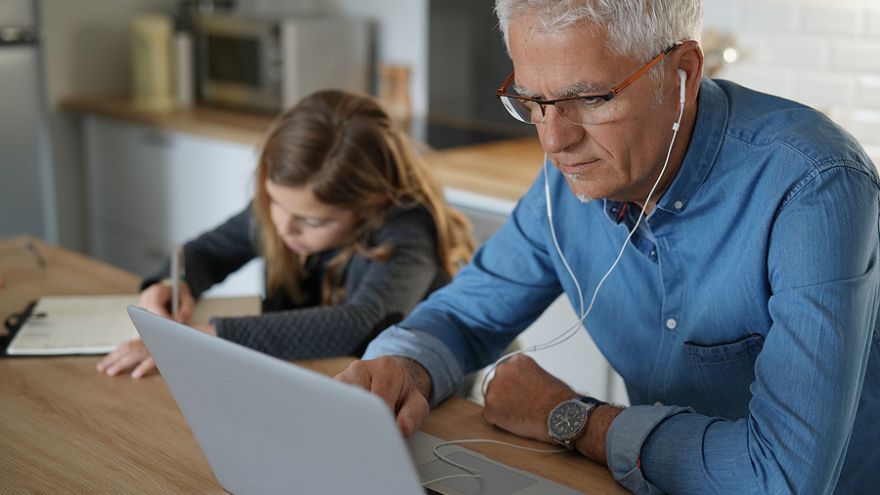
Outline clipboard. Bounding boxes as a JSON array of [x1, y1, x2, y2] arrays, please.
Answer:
[[1, 294, 260, 357]]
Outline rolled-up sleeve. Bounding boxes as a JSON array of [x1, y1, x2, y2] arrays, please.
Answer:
[[606, 405, 693, 493], [363, 326, 464, 406], [611, 164, 880, 494]]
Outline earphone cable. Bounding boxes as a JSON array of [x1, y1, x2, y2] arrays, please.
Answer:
[[480, 85, 687, 398], [456, 74, 689, 483]]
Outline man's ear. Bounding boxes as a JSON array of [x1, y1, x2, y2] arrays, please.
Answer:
[[675, 39, 704, 107]]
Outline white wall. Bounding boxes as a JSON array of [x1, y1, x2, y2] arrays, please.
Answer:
[[328, 0, 428, 118], [705, 0, 880, 165]]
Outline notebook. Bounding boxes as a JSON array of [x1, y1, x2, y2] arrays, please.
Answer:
[[128, 305, 581, 494], [6, 294, 260, 356]]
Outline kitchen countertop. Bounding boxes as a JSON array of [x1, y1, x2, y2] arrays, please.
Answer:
[[61, 96, 545, 204], [62, 95, 272, 146]]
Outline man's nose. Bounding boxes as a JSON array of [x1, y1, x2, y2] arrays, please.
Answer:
[[538, 105, 583, 154]]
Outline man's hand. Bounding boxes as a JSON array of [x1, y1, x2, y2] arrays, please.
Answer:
[[335, 356, 432, 437], [482, 354, 577, 443]]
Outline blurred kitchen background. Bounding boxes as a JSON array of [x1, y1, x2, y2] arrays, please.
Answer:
[[3, 0, 878, 249], [1, 0, 878, 403]]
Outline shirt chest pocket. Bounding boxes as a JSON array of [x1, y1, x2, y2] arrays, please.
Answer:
[[683, 333, 765, 418]]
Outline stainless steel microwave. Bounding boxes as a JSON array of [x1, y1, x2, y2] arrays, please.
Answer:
[[194, 15, 369, 112]]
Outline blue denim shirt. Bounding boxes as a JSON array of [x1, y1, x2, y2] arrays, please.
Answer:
[[364, 78, 880, 494]]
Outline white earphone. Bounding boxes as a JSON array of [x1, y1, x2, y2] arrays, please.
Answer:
[[678, 68, 687, 101], [674, 69, 687, 131], [482, 66, 691, 397], [452, 66, 695, 484]]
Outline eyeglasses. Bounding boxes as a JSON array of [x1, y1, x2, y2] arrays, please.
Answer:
[[495, 44, 679, 126]]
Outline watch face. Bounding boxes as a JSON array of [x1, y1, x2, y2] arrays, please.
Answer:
[[549, 400, 587, 440]]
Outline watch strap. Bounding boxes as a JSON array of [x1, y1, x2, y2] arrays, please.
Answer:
[[552, 396, 604, 450], [576, 395, 604, 409]]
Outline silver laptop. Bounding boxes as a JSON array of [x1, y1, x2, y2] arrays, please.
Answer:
[[128, 306, 581, 495]]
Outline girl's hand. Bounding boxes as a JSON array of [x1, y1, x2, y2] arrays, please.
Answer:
[[96, 339, 157, 378], [138, 280, 196, 323], [98, 282, 203, 379], [192, 323, 217, 336]]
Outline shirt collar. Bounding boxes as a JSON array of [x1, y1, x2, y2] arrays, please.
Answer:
[[654, 77, 728, 215], [602, 78, 729, 223]]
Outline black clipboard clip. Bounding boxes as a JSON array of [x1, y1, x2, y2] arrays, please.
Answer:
[[1, 300, 38, 357]]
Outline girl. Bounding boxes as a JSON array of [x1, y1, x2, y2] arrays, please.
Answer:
[[98, 90, 474, 378]]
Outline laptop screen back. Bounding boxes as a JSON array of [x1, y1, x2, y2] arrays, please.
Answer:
[[128, 306, 424, 495]]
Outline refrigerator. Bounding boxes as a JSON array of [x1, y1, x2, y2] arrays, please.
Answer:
[[0, 0, 54, 239]]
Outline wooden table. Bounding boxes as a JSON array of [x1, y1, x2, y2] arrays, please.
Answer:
[[0, 236, 140, 337], [0, 237, 625, 494]]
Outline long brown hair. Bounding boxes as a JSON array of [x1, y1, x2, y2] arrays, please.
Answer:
[[253, 90, 475, 304]]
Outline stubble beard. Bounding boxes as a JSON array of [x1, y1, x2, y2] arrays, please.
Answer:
[[565, 172, 595, 204]]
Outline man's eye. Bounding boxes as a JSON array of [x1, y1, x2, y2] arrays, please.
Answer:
[[575, 96, 605, 107]]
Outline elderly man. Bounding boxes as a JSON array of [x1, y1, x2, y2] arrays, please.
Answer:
[[337, 1, 880, 493]]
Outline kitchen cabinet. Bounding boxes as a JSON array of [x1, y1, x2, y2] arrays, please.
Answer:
[[82, 116, 264, 296]]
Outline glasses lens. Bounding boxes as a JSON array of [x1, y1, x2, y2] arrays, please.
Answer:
[[500, 96, 540, 124], [500, 94, 618, 125], [556, 97, 614, 125]]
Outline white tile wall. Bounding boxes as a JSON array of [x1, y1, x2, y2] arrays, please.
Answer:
[[844, 111, 880, 147], [831, 40, 880, 74], [723, 66, 795, 98], [800, 5, 861, 37], [707, 0, 880, 166], [766, 36, 828, 70], [857, 76, 880, 111], [868, 9, 880, 38], [794, 73, 856, 110], [737, 1, 798, 34]]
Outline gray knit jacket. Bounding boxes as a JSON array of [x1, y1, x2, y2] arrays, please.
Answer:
[[142, 203, 449, 359]]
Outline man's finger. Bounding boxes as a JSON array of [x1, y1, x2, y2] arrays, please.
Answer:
[[334, 366, 368, 390], [369, 365, 406, 415], [396, 388, 429, 437]]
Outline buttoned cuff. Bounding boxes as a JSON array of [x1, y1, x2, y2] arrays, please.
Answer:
[[362, 325, 464, 407], [606, 404, 692, 494]]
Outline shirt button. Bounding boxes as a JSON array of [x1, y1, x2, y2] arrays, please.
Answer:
[[650, 250, 656, 257], [665, 318, 677, 330], [673, 200, 684, 210]]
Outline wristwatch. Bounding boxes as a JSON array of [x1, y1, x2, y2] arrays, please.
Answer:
[[547, 396, 603, 449]]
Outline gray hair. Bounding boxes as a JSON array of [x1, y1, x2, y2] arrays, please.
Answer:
[[495, 0, 703, 63]]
